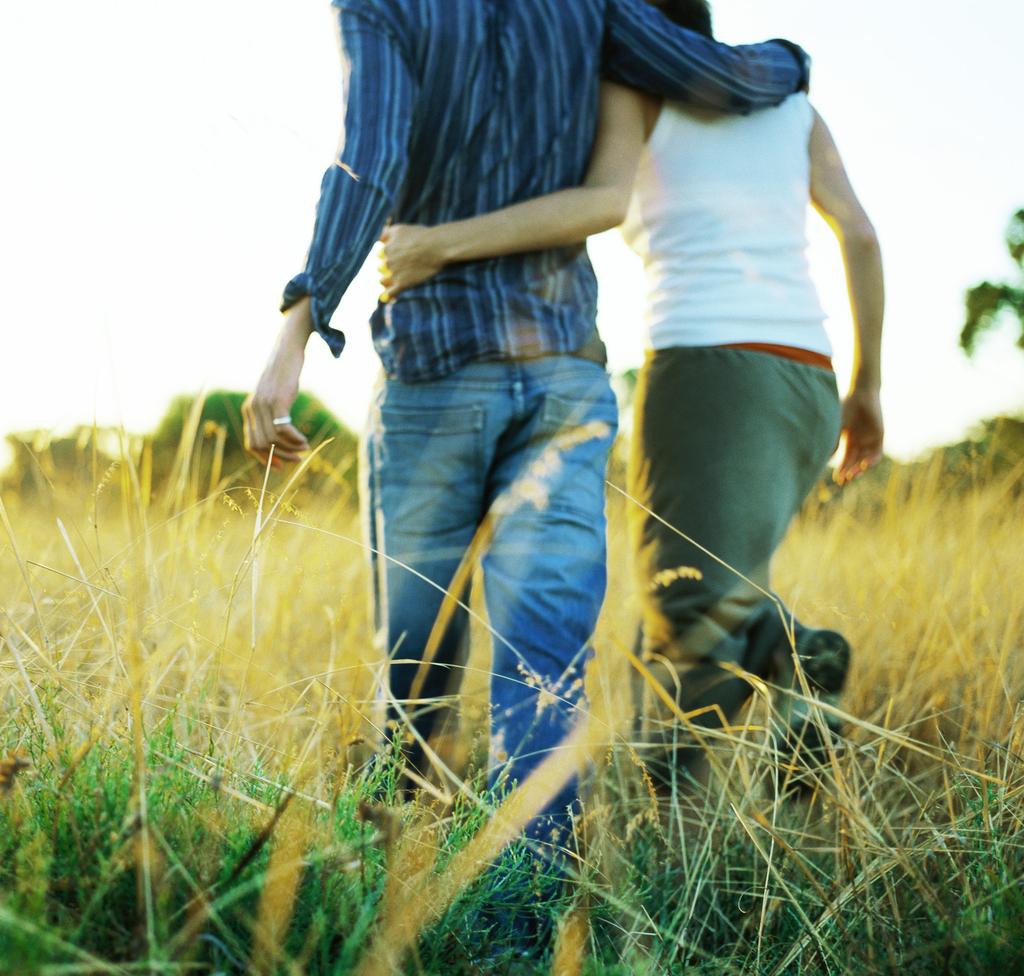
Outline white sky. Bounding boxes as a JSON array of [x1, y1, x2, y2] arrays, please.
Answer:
[[2, 0, 1023, 460]]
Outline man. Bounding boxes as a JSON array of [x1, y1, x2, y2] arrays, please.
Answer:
[[243, 0, 809, 855]]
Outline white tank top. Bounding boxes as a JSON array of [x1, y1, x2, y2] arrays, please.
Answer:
[[620, 93, 830, 355]]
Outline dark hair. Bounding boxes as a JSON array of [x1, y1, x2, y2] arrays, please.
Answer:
[[651, 0, 714, 38]]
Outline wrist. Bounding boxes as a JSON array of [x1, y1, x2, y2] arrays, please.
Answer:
[[281, 300, 314, 346], [433, 223, 469, 264], [850, 374, 881, 395]]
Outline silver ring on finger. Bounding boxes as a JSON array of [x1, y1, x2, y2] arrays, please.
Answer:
[[272, 415, 292, 426]]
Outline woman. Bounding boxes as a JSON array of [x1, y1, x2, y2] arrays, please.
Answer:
[[378, 0, 884, 784]]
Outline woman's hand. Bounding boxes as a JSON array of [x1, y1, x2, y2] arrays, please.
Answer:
[[379, 224, 448, 300], [835, 386, 884, 484]]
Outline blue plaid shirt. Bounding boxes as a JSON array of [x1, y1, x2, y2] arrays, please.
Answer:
[[283, 0, 809, 382]]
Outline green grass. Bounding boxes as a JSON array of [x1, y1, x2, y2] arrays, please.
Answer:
[[3, 707, 1024, 974]]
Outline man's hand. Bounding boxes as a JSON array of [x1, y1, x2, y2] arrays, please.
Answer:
[[835, 386, 884, 485], [242, 302, 314, 470], [768, 39, 811, 93]]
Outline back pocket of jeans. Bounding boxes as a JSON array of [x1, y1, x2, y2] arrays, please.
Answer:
[[379, 405, 484, 436], [519, 393, 617, 519], [538, 393, 618, 440], [374, 404, 485, 536]]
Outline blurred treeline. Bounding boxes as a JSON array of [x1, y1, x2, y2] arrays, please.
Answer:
[[7, 207, 1024, 512], [1, 391, 360, 510], [2, 387, 1022, 511], [811, 413, 1024, 514]]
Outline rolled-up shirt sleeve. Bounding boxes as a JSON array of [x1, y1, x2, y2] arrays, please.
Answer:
[[282, 6, 416, 357], [603, 0, 808, 114]]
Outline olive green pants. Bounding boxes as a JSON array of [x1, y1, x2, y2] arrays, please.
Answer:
[[628, 346, 842, 764]]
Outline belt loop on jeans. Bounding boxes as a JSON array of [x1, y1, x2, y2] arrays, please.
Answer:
[[511, 365, 525, 416]]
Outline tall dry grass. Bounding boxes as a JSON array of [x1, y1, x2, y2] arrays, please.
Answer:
[[1, 427, 1022, 974]]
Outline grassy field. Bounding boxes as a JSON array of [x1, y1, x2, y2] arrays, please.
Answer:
[[1, 431, 1023, 975]]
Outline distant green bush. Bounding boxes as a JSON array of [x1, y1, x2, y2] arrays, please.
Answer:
[[149, 389, 359, 505], [2, 390, 360, 508]]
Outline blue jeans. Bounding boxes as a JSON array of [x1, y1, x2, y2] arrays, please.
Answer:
[[363, 356, 617, 845]]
